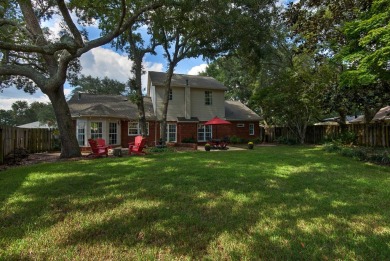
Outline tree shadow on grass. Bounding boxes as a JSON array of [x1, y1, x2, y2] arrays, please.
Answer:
[[1, 148, 390, 259]]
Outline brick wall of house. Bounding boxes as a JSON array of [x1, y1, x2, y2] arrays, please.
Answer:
[[120, 120, 158, 147], [228, 121, 260, 141], [177, 123, 198, 143]]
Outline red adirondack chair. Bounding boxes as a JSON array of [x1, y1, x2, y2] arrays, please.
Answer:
[[96, 138, 112, 150], [88, 139, 109, 157], [128, 136, 147, 155]]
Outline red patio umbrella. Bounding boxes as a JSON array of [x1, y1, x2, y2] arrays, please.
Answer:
[[204, 116, 231, 140]]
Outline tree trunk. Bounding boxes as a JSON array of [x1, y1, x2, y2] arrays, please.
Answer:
[[133, 56, 147, 137], [337, 110, 348, 133], [46, 85, 81, 158], [160, 65, 175, 143]]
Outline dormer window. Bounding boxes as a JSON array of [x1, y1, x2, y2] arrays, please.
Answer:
[[205, 91, 212, 105]]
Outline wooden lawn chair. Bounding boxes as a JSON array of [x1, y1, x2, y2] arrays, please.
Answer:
[[96, 138, 112, 150], [128, 135, 147, 155], [88, 139, 109, 157]]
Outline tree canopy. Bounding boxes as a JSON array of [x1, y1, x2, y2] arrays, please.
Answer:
[[70, 75, 127, 96], [0, 0, 164, 158]]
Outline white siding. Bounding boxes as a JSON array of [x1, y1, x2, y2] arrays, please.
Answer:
[[191, 89, 225, 121], [168, 87, 185, 120], [154, 86, 185, 121], [152, 85, 226, 121]]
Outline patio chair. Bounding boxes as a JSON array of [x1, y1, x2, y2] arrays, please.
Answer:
[[128, 135, 147, 155], [96, 138, 112, 150], [88, 139, 109, 157]]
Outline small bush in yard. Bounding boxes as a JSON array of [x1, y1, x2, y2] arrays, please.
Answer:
[[276, 136, 298, 145], [4, 148, 29, 165], [323, 142, 341, 152], [323, 142, 390, 165]]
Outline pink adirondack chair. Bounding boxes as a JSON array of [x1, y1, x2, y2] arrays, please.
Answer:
[[96, 138, 112, 150], [128, 136, 147, 155], [88, 139, 109, 157]]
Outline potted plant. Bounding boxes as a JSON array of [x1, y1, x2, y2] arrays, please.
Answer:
[[205, 143, 211, 151], [248, 141, 254, 149]]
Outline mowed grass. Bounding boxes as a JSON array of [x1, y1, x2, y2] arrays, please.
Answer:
[[1, 146, 390, 260]]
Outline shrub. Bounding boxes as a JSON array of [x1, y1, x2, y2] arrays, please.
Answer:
[[276, 136, 298, 145], [336, 131, 357, 145], [229, 136, 240, 144], [323, 142, 341, 153], [148, 147, 174, 153], [181, 137, 196, 143]]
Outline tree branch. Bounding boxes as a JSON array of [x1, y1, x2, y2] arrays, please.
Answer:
[[0, 19, 35, 39], [78, 1, 164, 56], [56, 0, 84, 47], [0, 41, 74, 55], [0, 64, 47, 87]]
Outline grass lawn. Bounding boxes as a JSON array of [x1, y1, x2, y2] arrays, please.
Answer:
[[1, 146, 390, 260]]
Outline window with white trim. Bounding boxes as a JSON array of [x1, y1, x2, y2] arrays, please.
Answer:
[[205, 91, 212, 105], [77, 120, 86, 146], [167, 124, 177, 142], [197, 124, 212, 142], [169, 89, 173, 100], [249, 123, 255, 135], [109, 122, 118, 144], [128, 122, 149, 136], [90, 122, 103, 139]]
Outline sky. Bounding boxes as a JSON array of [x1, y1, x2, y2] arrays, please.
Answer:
[[0, 0, 294, 110]]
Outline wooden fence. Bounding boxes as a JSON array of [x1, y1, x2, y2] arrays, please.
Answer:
[[0, 125, 54, 164], [268, 122, 390, 147]]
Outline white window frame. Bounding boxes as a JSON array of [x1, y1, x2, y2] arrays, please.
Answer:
[[90, 121, 103, 139], [249, 123, 255, 135], [128, 121, 149, 136], [108, 122, 118, 145], [76, 120, 86, 146], [237, 123, 245, 128], [205, 91, 212, 105], [169, 89, 173, 100], [166, 123, 177, 142], [197, 124, 212, 142]]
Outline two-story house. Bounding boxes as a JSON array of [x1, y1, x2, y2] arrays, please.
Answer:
[[147, 71, 261, 144], [68, 71, 261, 149]]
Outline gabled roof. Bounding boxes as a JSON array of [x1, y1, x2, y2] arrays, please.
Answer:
[[17, 121, 51, 129], [349, 106, 390, 123], [68, 93, 156, 120], [225, 101, 262, 121], [149, 71, 227, 90]]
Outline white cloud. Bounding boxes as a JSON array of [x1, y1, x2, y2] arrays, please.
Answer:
[[80, 47, 133, 83], [79, 47, 164, 94], [0, 88, 50, 110], [187, 64, 208, 75]]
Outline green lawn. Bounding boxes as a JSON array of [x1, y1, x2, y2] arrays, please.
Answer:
[[1, 146, 390, 260]]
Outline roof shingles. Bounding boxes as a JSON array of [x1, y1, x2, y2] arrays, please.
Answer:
[[68, 93, 156, 120], [149, 71, 227, 90]]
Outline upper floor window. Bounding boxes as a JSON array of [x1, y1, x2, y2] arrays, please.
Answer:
[[169, 89, 173, 100], [205, 91, 212, 105]]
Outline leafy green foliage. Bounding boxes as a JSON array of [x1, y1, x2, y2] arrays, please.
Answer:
[[70, 75, 126, 96], [339, 0, 390, 103]]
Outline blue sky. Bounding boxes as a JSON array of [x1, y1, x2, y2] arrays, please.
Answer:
[[0, 0, 294, 110]]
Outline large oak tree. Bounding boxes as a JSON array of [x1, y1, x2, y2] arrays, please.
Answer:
[[0, 0, 163, 158]]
